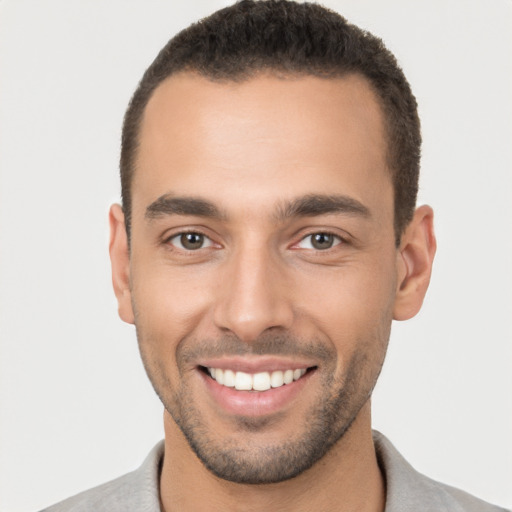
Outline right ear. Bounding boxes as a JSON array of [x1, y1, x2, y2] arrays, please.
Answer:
[[109, 204, 135, 324]]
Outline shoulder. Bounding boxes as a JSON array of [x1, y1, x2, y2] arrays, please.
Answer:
[[39, 441, 164, 512], [373, 431, 510, 512], [40, 472, 141, 512]]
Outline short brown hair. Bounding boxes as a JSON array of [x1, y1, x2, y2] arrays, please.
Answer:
[[121, 0, 421, 244]]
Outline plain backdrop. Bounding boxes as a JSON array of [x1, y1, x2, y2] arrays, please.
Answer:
[[0, 1, 511, 511]]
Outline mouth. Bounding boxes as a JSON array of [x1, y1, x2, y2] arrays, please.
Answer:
[[196, 357, 318, 416], [200, 366, 313, 391]]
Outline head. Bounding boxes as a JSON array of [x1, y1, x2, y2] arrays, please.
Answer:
[[120, 0, 421, 246], [110, 0, 435, 486]]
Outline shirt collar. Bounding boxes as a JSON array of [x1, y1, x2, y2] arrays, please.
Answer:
[[142, 433, 468, 512]]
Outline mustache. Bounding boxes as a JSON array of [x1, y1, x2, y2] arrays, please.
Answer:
[[178, 332, 335, 365]]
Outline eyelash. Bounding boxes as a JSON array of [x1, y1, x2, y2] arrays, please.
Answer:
[[294, 232, 345, 251], [163, 230, 346, 252], [164, 230, 215, 251]]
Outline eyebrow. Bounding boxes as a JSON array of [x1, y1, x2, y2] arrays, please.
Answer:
[[275, 194, 370, 221], [145, 194, 226, 220], [145, 193, 370, 222]]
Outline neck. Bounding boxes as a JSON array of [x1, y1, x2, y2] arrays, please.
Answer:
[[159, 402, 385, 512]]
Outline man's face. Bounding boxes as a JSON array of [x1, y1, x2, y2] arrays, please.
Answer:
[[122, 72, 401, 483]]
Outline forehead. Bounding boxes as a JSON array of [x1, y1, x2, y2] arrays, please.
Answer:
[[133, 72, 391, 219]]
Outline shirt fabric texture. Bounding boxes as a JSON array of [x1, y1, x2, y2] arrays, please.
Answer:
[[40, 431, 509, 512]]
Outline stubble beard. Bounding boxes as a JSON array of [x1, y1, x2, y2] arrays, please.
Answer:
[[176, 352, 375, 484], [136, 329, 389, 485]]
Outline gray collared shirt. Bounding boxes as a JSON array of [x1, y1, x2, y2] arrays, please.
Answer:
[[41, 431, 509, 512]]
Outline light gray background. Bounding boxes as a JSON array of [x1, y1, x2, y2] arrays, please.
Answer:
[[1, 1, 511, 511]]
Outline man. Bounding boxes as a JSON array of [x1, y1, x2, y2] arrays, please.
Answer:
[[41, 1, 508, 511]]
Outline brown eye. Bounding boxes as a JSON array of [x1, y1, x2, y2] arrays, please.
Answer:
[[297, 232, 342, 250], [181, 233, 204, 250], [311, 233, 335, 249], [168, 232, 213, 250]]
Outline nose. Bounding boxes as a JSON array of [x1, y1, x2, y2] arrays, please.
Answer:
[[213, 243, 294, 342]]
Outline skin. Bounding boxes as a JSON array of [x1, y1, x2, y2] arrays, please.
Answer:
[[109, 72, 436, 512]]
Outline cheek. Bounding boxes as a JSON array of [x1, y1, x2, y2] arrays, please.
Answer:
[[130, 265, 217, 380], [292, 257, 397, 356], [130, 272, 210, 395], [297, 262, 396, 318], [132, 260, 214, 326]]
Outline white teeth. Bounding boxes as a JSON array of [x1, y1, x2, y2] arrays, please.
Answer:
[[223, 369, 235, 387], [270, 370, 284, 388], [207, 367, 309, 391], [283, 369, 294, 384], [235, 371, 252, 390], [253, 372, 271, 391]]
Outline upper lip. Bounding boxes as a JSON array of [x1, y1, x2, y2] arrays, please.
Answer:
[[197, 356, 316, 373]]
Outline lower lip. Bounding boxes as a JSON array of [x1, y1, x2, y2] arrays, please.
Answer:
[[199, 369, 313, 417]]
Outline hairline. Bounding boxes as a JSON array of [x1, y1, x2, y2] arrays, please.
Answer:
[[126, 68, 403, 244]]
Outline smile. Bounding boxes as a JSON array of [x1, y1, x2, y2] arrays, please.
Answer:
[[207, 367, 308, 391], [198, 362, 316, 416]]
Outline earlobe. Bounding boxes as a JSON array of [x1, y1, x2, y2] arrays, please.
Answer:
[[393, 205, 437, 321], [109, 204, 135, 325]]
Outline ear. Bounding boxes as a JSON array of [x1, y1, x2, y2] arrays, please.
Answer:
[[109, 204, 135, 324], [393, 205, 437, 321]]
